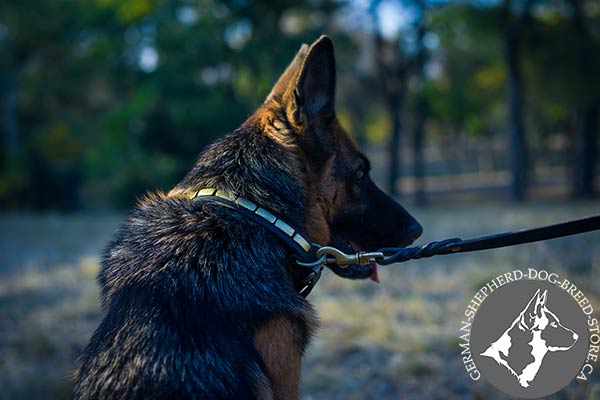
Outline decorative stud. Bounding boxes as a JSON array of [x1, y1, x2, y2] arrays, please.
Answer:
[[197, 188, 216, 197], [275, 219, 295, 237], [215, 190, 234, 201], [255, 208, 277, 223], [235, 197, 258, 212], [293, 233, 311, 252]]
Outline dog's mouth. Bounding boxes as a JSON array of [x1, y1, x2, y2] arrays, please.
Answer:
[[326, 231, 420, 282], [326, 235, 379, 282]]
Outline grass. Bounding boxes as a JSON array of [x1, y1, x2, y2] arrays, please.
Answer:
[[1, 203, 599, 399]]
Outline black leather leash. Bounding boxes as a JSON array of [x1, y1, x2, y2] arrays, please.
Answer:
[[376, 215, 600, 266], [188, 188, 600, 296]]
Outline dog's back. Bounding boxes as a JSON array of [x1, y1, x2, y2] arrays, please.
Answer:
[[74, 126, 316, 399]]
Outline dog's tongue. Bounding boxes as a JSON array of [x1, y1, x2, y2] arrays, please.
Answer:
[[349, 240, 380, 284], [370, 261, 380, 283]]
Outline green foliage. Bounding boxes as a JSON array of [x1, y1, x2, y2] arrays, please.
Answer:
[[427, 3, 507, 137], [0, 0, 599, 209], [0, 0, 347, 209]]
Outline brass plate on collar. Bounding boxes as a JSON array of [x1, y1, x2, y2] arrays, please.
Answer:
[[215, 190, 235, 201], [235, 197, 258, 212], [274, 219, 295, 237], [255, 208, 277, 223], [293, 233, 311, 252], [197, 188, 216, 197]]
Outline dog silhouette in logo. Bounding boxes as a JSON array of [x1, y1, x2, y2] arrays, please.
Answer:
[[480, 289, 579, 388]]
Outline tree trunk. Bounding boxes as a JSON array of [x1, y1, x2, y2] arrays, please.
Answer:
[[374, 32, 408, 198], [574, 103, 599, 197], [413, 98, 426, 204], [369, 0, 416, 199], [2, 75, 19, 167], [570, 0, 598, 198], [387, 89, 405, 197], [412, 14, 428, 205], [504, 3, 528, 202]]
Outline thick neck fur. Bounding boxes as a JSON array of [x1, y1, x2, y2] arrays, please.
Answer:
[[97, 105, 328, 315], [171, 103, 331, 246], [174, 116, 306, 226]]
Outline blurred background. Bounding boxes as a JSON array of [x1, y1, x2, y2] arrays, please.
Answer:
[[1, 0, 599, 399]]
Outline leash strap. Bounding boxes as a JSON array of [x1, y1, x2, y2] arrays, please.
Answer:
[[186, 187, 600, 293], [376, 215, 600, 265], [188, 188, 322, 297]]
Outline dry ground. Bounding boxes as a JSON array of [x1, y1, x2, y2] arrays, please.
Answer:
[[1, 202, 599, 399]]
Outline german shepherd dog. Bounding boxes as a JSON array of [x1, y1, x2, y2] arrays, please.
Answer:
[[74, 35, 422, 399], [481, 288, 579, 388]]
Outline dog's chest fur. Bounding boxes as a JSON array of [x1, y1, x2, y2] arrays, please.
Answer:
[[254, 314, 317, 400]]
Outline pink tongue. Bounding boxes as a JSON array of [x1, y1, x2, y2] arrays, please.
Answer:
[[369, 261, 380, 283], [349, 241, 380, 283]]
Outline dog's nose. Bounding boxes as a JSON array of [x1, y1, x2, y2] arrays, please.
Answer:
[[409, 221, 423, 240], [573, 332, 579, 341]]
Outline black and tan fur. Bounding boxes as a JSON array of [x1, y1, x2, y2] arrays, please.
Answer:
[[74, 36, 422, 400]]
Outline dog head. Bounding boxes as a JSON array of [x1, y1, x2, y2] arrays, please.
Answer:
[[520, 289, 578, 351], [262, 36, 422, 281]]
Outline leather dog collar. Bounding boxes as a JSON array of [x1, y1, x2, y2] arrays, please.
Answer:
[[187, 188, 323, 297]]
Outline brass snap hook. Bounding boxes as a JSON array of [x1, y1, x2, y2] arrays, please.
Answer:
[[295, 254, 327, 268], [316, 246, 384, 268]]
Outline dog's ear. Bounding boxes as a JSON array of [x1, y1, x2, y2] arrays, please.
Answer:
[[288, 35, 336, 128], [534, 289, 548, 316], [523, 289, 547, 325], [265, 44, 309, 103], [520, 289, 542, 329], [277, 35, 337, 161]]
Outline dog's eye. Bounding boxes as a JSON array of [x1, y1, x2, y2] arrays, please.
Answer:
[[355, 170, 365, 181], [551, 321, 558, 328]]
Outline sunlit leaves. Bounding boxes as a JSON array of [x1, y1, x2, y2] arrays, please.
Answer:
[[96, 0, 155, 23]]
